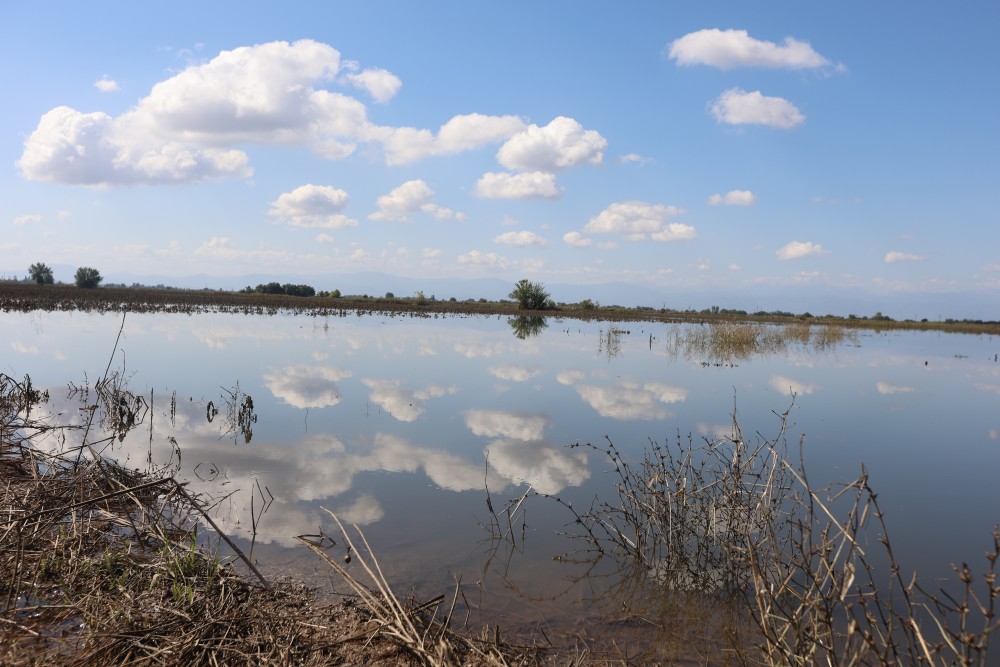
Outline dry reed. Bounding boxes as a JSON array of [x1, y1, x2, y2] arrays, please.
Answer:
[[515, 401, 997, 665]]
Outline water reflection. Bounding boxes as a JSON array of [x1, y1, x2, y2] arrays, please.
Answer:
[[662, 321, 857, 364], [263, 365, 350, 408], [573, 381, 688, 420], [465, 409, 551, 440], [507, 315, 547, 339], [3, 310, 998, 636]]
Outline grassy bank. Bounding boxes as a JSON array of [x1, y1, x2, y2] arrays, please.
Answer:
[[0, 373, 538, 666]]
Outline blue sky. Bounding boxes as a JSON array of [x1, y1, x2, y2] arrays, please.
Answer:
[[2, 2, 998, 315]]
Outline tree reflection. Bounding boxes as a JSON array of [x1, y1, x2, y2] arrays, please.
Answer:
[[507, 315, 548, 339]]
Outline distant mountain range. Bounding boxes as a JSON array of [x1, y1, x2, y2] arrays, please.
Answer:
[[1, 264, 993, 322]]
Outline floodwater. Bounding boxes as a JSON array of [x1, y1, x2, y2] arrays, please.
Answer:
[[4, 310, 999, 635]]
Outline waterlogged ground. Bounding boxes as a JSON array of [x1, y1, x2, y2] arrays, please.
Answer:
[[3, 309, 999, 637]]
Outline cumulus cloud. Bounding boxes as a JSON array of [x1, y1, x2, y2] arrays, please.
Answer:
[[494, 231, 547, 248], [562, 231, 592, 248], [263, 365, 352, 408], [488, 365, 541, 382], [475, 171, 561, 199], [94, 77, 120, 92], [708, 189, 757, 206], [584, 201, 693, 242], [556, 370, 585, 385], [369, 179, 464, 222], [576, 381, 687, 420], [457, 250, 507, 268], [668, 29, 831, 70], [18, 40, 523, 186], [711, 89, 804, 129], [486, 439, 590, 495], [465, 410, 551, 441], [375, 113, 526, 165], [342, 67, 401, 102], [769, 375, 817, 396], [776, 241, 825, 260], [363, 379, 428, 422], [497, 116, 606, 172], [884, 251, 925, 263], [268, 184, 357, 229]]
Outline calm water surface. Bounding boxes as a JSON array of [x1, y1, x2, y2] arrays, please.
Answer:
[[4, 310, 999, 631]]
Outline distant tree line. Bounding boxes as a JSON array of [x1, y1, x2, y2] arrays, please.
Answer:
[[240, 282, 316, 297]]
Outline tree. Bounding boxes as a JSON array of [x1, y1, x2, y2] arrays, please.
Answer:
[[28, 262, 54, 285], [509, 279, 550, 310], [74, 266, 103, 288]]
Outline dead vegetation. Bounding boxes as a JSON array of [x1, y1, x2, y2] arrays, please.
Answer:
[[0, 371, 540, 666], [509, 401, 998, 665]]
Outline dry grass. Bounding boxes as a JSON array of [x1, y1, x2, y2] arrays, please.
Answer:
[[0, 369, 542, 666], [513, 401, 998, 666]]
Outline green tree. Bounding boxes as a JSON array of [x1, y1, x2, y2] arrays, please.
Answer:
[[28, 262, 54, 285], [74, 266, 102, 288], [509, 279, 550, 310]]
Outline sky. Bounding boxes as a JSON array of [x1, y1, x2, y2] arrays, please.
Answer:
[[2, 2, 998, 317]]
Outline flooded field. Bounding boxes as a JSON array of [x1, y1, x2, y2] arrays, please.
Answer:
[[3, 308, 999, 657]]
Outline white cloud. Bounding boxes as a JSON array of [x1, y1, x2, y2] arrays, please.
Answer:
[[711, 88, 804, 129], [497, 116, 606, 172], [562, 231, 593, 248], [369, 179, 464, 222], [669, 29, 831, 70], [375, 113, 526, 165], [708, 189, 757, 206], [617, 153, 652, 165], [11, 341, 40, 355], [576, 381, 687, 420], [494, 231, 547, 248], [335, 494, 385, 525], [770, 375, 817, 396], [776, 241, 825, 260], [556, 369, 585, 385], [263, 365, 352, 408], [342, 67, 401, 102], [486, 439, 590, 495], [652, 223, 698, 242], [585, 201, 692, 242], [316, 233, 334, 243], [876, 382, 916, 395], [457, 250, 508, 268], [19, 41, 525, 186], [884, 251, 925, 263], [465, 410, 551, 441], [488, 365, 541, 382], [94, 77, 121, 92], [363, 379, 426, 422], [475, 171, 561, 199], [268, 184, 357, 229], [19, 40, 375, 185], [13, 214, 43, 226]]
